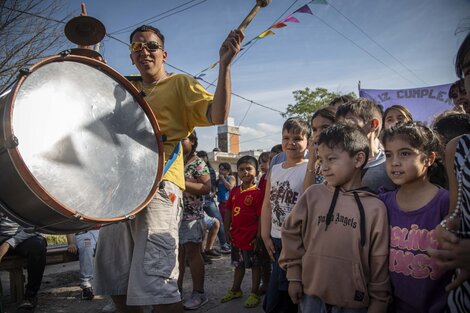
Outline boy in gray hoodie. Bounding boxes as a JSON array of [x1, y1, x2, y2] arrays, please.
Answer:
[[279, 123, 391, 313]]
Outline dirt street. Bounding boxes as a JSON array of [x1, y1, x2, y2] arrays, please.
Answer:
[[1, 254, 264, 313]]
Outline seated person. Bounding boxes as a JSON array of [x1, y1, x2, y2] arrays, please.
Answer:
[[0, 213, 47, 313], [66, 229, 99, 300]]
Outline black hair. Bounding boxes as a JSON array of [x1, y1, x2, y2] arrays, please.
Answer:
[[258, 151, 270, 164], [283, 117, 311, 139], [237, 155, 259, 173], [318, 123, 370, 169], [448, 79, 466, 99], [328, 95, 355, 108], [188, 130, 198, 154], [381, 121, 445, 186], [336, 98, 383, 127], [130, 25, 165, 47], [270, 144, 282, 154], [381, 121, 441, 157], [311, 107, 336, 125], [218, 162, 232, 174], [197, 150, 213, 169], [432, 111, 470, 145], [455, 31, 470, 78], [382, 104, 413, 125]]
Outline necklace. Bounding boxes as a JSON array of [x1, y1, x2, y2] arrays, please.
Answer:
[[440, 144, 470, 236], [140, 73, 168, 97]]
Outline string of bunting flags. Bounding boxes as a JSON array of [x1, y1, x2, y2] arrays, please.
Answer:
[[194, 0, 327, 79]]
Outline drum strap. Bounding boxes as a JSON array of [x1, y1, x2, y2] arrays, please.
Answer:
[[163, 142, 181, 174]]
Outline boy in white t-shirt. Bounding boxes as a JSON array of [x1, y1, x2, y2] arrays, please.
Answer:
[[260, 117, 310, 313]]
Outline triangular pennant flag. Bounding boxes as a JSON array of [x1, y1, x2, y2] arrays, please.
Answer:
[[279, 15, 300, 24], [294, 4, 313, 15], [311, 0, 328, 4], [270, 22, 287, 29], [257, 30, 275, 39]]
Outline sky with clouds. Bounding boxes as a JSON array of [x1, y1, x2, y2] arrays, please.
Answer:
[[61, 0, 470, 152]]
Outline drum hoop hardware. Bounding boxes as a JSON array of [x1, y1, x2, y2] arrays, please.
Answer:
[[0, 135, 19, 155], [125, 214, 135, 220], [19, 68, 31, 77], [59, 49, 72, 57]]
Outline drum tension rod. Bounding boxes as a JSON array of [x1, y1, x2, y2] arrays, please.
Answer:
[[59, 49, 72, 57], [72, 212, 83, 220], [0, 135, 18, 155], [19, 68, 31, 77], [125, 214, 136, 220]]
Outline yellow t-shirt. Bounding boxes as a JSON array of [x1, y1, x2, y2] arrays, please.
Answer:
[[131, 74, 213, 190]]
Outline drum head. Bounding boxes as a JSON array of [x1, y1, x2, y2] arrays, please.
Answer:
[[8, 56, 162, 220]]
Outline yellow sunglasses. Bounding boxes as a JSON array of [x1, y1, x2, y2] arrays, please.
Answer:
[[129, 41, 163, 52]]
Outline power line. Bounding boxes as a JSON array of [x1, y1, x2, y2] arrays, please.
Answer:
[[326, 0, 427, 85], [240, 132, 281, 144], [1, 5, 67, 24], [2, 4, 286, 117], [164, 63, 285, 114], [109, 0, 208, 35], [311, 11, 417, 85]]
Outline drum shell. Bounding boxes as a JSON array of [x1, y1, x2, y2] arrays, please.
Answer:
[[0, 55, 163, 233]]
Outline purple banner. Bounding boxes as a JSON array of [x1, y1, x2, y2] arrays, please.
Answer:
[[359, 83, 453, 124]]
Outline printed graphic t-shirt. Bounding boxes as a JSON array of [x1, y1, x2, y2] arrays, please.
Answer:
[[379, 188, 452, 313], [269, 161, 307, 238], [183, 157, 209, 221]]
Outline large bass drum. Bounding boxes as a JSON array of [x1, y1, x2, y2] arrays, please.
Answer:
[[0, 54, 163, 233]]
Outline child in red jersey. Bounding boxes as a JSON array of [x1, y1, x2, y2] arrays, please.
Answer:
[[222, 156, 263, 308]]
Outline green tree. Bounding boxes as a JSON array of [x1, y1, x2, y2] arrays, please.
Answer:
[[283, 87, 355, 120]]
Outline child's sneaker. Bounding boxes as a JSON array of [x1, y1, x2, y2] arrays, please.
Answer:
[[218, 243, 231, 254], [102, 300, 117, 312], [82, 287, 95, 300], [183, 291, 208, 310], [204, 249, 221, 259], [201, 252, 212, 265]]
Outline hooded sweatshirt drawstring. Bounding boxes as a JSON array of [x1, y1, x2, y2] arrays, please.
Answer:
[[324, 187, 366, 247], [353, 192, 366, 247], [325, 186, 340, 230]]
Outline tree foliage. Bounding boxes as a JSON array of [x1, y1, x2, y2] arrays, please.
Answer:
[[283, 87, 356, 121], [0, 0, 69, 92]]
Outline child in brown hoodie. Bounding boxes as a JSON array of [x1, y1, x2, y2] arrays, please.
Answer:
[[279, 123, 391, 313]]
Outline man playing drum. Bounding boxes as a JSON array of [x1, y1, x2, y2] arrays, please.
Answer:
[[94, 25, 243, 313]]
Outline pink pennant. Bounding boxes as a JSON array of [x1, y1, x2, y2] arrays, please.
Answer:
[[279, 15, 300, 23], [294, 4, 313, 15]]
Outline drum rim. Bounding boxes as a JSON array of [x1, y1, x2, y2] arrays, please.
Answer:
[[3, 54, 164, 223]]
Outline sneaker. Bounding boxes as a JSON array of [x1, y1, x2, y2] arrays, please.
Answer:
[[16, 295, 38, 312], [183, 291, 208, 310], [82, 287, 95, 300], [102, 300, 117, 313], [218, 243, 231, 254], [201, 252, 212, 265], [204, 249, 221, 259]]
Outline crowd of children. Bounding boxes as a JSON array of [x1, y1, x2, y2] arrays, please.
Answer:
[[166, 31, 470, 312]]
